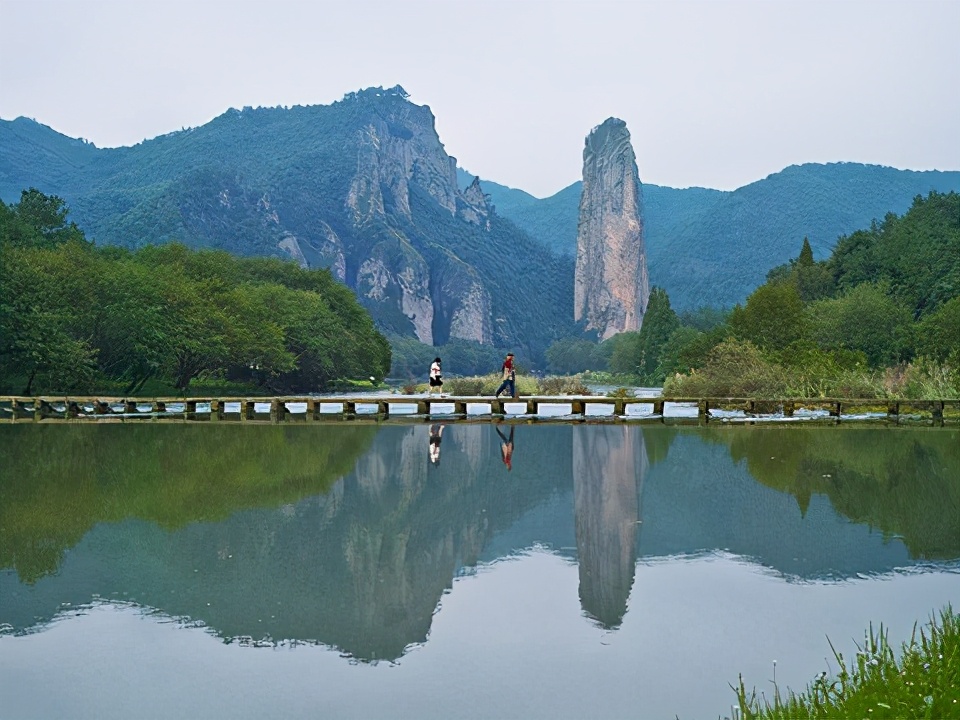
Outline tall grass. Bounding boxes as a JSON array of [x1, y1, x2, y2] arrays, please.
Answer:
[[732, 607, 960, 719], [664, 340, 960, 399]]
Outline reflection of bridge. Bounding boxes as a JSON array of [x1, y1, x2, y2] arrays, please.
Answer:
[[2, 395, 956, 424]]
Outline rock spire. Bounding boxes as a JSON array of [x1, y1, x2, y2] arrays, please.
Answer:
[[573, 118, 650, 340]]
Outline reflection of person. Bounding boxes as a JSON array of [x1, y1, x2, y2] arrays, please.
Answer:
[[495, 423, 514, 471], [429, 423, 444, 466], [429, 357, 444, 397], [494, 352, 516, 399]]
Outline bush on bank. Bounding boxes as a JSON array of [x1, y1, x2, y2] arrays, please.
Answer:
[[663, 340, 959, 399]]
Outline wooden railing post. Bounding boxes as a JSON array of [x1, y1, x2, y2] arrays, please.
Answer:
[[933, 400, 944, 425], [887, 402, 899, 422]]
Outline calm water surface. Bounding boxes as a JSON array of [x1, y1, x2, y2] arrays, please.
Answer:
[[1, 422, 958, 719]]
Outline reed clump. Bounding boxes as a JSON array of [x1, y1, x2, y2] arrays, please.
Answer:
[[537, 375, 592, 395], [731, 606, 960, 719]]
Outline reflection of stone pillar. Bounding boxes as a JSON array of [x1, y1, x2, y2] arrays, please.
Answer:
[[573, 425, 647, 628]]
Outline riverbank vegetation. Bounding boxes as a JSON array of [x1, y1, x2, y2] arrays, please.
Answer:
[[545, 191, 960, 399], [732, 607, 960, 719], [0, 190, 391, 395]]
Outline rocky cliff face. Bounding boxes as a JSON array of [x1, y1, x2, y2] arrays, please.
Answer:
[[574, 118, 650, 340], [347, 98, 460, 224], [342, 88, 494, 345]]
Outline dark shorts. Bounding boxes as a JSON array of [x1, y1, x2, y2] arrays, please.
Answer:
[[430, 377, 443, 387]]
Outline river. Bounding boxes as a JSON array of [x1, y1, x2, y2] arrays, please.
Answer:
[[1, 422, 958, 719]]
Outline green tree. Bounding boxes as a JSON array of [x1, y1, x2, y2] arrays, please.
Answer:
[[730, 282, 809, 351], [808, 283, 913, 367], [634, 287, 680, 382], [606, 332, 642, 376], [546, 338, 601, 374], [9, 189, 87, 248], [915, 296, 960, 364]]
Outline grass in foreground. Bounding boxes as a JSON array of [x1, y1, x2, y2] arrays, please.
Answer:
[[731, 607, 960, 719]]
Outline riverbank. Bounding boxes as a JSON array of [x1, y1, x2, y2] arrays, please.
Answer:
[[731, 607, 960, 719]]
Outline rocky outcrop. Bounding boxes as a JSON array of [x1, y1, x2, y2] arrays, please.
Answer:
[[356, 237, 435, 344], [347, 88, 462, 223], [458, 176, 491, 229], [277, 235, 308, 268], [430, 253, 493, 345], [574, 118, 650, 340]]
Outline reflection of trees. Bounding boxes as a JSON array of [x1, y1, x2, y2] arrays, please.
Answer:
[[724, 427, 960, 559], [573, 425, 647, 628], [0, 424, 376, 583], [0, 424, 575, 662]]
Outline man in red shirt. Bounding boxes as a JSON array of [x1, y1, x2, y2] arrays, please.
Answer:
[[494, 352, 516, 399]]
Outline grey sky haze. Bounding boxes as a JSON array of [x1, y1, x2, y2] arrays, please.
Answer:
[[2, 0, 958, 198]]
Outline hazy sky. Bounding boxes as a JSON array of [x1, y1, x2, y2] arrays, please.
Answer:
[[2, 0, 958, 198]]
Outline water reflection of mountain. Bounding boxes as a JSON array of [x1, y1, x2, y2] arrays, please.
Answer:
[[2, 424, 956, 662], [574, 425, 645, 628]]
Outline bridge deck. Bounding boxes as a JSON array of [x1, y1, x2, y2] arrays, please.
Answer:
[[1, 395, 957, 424]]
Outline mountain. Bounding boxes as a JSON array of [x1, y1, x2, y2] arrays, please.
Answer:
[[4, 90, 960, 340], [0, 87, 575, 362], [462, 164, 960, 310]]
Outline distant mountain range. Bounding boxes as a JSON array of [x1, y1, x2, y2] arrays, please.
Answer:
[[3, 87, 958, 361], [458, 164, 960, 309]]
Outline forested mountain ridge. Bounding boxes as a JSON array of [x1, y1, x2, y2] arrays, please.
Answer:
[[0, 88, 576, 363], [460, 164, 960, 309], [4, 88, 959, 355]]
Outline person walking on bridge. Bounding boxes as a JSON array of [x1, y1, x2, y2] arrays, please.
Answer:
[[494, 352, 516, 399], [428, 357, 444, 397]]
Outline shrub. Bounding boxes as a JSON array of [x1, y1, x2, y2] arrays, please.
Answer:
[[663, 339, 790, 397], [537, 375, 592, 395]]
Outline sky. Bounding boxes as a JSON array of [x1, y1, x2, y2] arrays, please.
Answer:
[[1, 0, 958, 199]]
